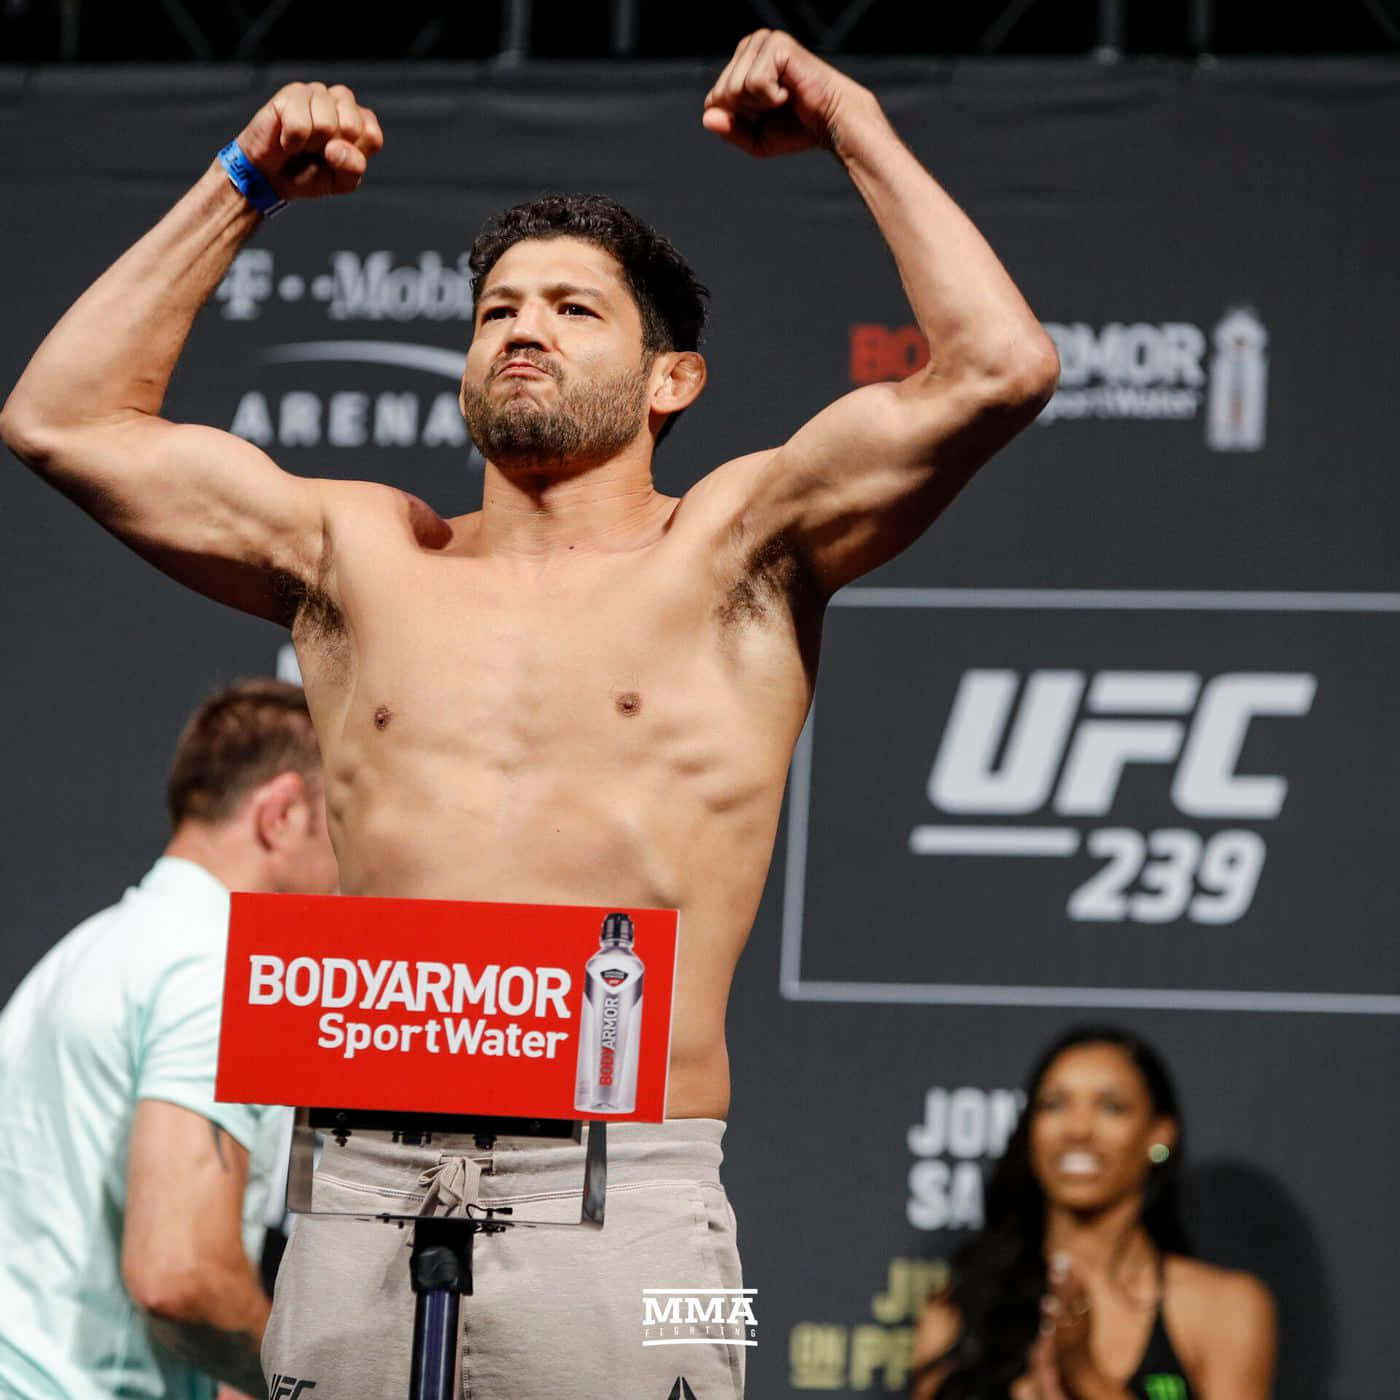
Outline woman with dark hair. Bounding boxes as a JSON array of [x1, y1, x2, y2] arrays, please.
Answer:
[[910, 1026, 1275, 1399]]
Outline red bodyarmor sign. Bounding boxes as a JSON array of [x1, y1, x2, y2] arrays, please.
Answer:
[[215, 893, 677, 1122]]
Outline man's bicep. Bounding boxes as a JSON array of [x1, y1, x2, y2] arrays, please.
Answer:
[[123, 1099, 250, 1300], [753, 374, 1043, 596], [38, 415, 326, 622]]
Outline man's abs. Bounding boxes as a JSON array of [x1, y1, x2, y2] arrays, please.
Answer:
[[294, 507, 816, 1118]]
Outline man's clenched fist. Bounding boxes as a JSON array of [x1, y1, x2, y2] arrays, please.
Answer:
[[701, 30, 871, 158], [234, 82, 384, 200]]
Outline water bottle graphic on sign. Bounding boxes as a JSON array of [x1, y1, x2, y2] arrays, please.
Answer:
[[574, 912, 644, 1113], [1206, 307, 1268, 452]]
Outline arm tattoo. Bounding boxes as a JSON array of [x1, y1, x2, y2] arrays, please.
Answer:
[[145, 1316, 266, 1397], [210, 1122, 231, 1172]]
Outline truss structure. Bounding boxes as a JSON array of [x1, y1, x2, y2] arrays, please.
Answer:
[[3, 0, 1398, 63]]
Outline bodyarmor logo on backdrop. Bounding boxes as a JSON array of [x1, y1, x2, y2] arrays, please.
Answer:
[[216, 249, 483, 458], [847, 308, 1269, 452], [919, 669, 1314, 925], [1039, 309, 1268, 450]]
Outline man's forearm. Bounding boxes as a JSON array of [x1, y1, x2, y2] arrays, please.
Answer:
[[146, 1314, 268, 1398], [830, 91, 1052, 384], [2, 164, 258, 442], [143, 1254, 271, 1396]]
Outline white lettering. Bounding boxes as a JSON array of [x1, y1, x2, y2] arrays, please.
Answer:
[[328, 391, 369, 447], [728, 1297, 758, 1326], [443, 1017, 486, 1053], [422, 392, 468, 447], [230, 391, 274, 445], [233, 390, 474, 451], [496, 966, 532, 1016], [416, 962, 450, 1013], [986, 1090, 1022, 1157], [1045, 321, 1207, 388], [535, 967, 571, 1018], [278, 392, 321, 446], [378, 961, 416, 1011], [216, 250, 274, 320], [248, 955, 284, 1005], [374, 392, 418, 446], [908, 1087, 1025, 1159], [325, 250, 474, 321], [947, 1087, 988, 1158], [644, 1298, 682, 1327], [930, 670, 1083, 814], [906, 1160, 985, 1231], [1054, 720, 1185, 816], [452, 964, 498, 1014], [1172, 673, 1315, 818], [356, 959, 394, 1009], [245, 957, 575, 1017], [284, 955, 320, 1006], [322, 957, 357, 1008]]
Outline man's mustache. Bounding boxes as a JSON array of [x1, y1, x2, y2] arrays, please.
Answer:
[[489, 351, 562, 383]]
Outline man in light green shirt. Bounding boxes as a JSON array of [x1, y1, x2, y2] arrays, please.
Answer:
[[0, 681, 338, 1399]]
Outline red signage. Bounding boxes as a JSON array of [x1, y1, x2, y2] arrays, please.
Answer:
[[848, 322, 931, 384], [215, 894, 677, 1122]]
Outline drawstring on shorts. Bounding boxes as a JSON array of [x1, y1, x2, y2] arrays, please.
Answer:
[[417, 1155, 485, 1215]]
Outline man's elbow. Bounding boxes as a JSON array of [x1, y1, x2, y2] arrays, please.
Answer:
[[0, 394, 53, 471], [124, 1255, 213, 1326], [915, 329, 1059, 430], [991, 331, 1060, 420]]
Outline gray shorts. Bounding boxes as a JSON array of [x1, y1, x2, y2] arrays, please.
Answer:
[[262, 1119, 745, 1399]]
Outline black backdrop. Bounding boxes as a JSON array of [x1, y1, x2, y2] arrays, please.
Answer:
[[3, 57, 1398, 1398]]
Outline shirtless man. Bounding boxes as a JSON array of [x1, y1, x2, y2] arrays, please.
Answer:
[[1, 30, 1058, 1400]]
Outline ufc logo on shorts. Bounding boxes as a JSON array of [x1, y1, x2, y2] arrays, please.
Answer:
[[267, 1377, 317, 1399], [927, 670, 1315, 819]]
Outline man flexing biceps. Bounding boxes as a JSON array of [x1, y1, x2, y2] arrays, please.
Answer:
[[2, 32, 1057, 1400]]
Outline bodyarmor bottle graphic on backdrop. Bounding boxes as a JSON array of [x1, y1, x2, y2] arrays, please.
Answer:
[[1206, 307, 1268, 452], [574, 912, 645, 1113]]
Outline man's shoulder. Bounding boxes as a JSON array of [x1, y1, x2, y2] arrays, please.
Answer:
[[89, 863, 228, 979], [670, 449, 781, 531], [319, 479, 465, 555], [685, 450, 780, 499]]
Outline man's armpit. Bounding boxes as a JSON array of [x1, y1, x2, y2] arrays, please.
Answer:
[[716, 523, 815, 627]]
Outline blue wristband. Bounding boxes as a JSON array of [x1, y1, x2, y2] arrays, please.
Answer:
[[217, 139, 286, 217]]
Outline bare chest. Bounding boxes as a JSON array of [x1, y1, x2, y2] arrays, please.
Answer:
[[298, 545, 809, 765]]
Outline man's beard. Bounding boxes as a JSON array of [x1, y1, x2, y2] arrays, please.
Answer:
[[461, 361, 649, 472]]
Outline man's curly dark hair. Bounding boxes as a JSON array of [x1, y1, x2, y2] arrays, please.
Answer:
[[469, 193, 708, 358]]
